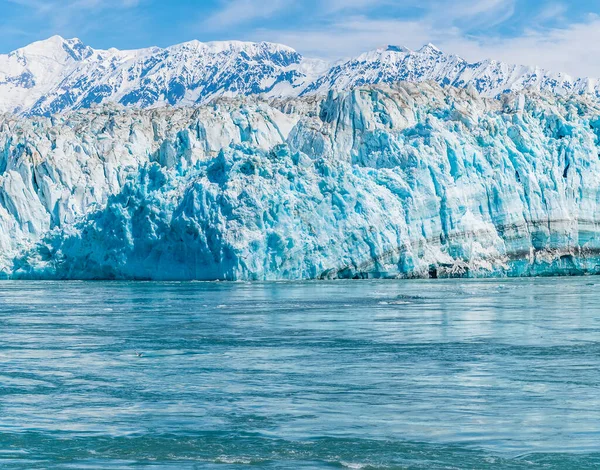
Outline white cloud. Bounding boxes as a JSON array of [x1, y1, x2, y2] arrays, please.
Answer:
[[441, 0, 511, 19], [7, 0, 139, 12], [254, 16, 437, 59], [321, 0, 390, 13], [202, 0, 292, 30], [5, 0, 141, 27], [444, 15, 600, 77], [536, 3, 567, 22], [3, 0, 144, 41], [249, 0, 515, 60], [234, 0, 516, 59]]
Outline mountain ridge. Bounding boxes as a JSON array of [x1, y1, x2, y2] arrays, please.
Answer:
[[1, 35, 599, 116]]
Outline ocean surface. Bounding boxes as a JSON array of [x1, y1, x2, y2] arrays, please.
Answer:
[[1, 278, 599, 469]]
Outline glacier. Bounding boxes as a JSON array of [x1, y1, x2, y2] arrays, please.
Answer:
[[3, 81, 600, 280]]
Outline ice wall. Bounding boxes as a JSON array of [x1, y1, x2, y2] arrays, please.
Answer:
[[6, 82, 600, 279]]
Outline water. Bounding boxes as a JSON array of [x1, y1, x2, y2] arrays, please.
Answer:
[[1, 278, 599, 469]]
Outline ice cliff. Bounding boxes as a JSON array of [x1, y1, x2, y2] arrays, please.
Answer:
[[1, 81, 600, 280]]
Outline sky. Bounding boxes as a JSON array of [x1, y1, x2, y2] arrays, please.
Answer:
[[1, 0, 600, 77]]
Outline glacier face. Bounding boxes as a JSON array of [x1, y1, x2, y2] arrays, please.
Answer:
[[2, 36, 600, 116], [4, 82, 600, 280]]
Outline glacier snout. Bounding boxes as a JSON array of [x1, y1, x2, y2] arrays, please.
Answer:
[[5, 82, 600, 280]]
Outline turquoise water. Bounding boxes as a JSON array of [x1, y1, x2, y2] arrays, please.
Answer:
[[1, 278, 600, 469]]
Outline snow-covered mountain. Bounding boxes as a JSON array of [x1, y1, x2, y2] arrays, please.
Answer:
[[0, 36, 327, 115], [305, 44, 600, 97], [1, 36, 600, 116]]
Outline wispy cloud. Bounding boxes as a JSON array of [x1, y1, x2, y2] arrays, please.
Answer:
[[436, 0, 516, 29], [6, 0, 140, 13], [4, 0, 142, 33], [443, 14, 600, 77], [321, 0, 390, 13], [254, 16, 436, 59], [536, 2, 567, 23], [201, 0, 293, 30], [440, 0, 511, 19], [247, 0, 516, 59]]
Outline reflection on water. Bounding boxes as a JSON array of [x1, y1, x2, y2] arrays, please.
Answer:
[[0, 278, 599, 469]]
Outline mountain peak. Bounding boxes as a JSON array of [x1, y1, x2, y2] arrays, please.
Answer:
[[14, 35, 92, 61], [17, 35, 67, 53], [418, 43, 442, 54]]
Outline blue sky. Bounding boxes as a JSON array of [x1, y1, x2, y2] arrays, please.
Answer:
[[2, 0, 600, 76]]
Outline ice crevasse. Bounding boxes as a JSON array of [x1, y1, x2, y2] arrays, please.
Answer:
[[3, 81, 600, 280]]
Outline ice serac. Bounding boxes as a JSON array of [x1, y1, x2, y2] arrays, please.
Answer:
[[3, 82, 600, 280]]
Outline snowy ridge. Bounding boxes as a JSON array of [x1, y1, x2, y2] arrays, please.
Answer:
[[304, 44, 600, 98], [3, 82, 600, 279], [0, 36, 327, 115], [1, 36, 600, 116]]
